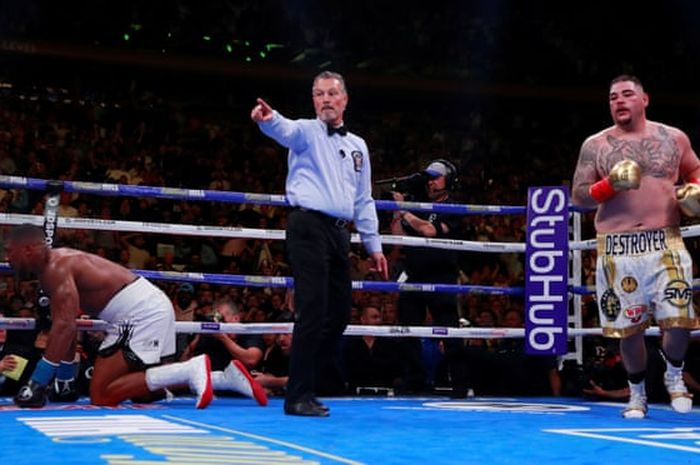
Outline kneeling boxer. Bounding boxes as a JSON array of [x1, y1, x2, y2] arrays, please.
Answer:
[[6, 224, 217, 408]]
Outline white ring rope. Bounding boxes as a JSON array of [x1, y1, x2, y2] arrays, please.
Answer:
[[0, 317, 691, 339], [6, 212, 700, 253], [0, 213, 525, 253], [4, 214, 700, 294]]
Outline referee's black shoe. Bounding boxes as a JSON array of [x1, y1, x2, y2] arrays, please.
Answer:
[[284, 398, 330, 417], [311, 397, 330, 412]]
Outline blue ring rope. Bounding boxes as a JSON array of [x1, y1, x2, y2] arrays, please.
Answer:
[[1, 175, 529, 215], [0, 262, 523, 296]]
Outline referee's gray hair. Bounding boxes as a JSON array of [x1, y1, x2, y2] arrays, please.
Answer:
[[313, 71, 347, 95]]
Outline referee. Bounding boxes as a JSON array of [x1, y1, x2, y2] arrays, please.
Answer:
[[251, 71, 388, 416]]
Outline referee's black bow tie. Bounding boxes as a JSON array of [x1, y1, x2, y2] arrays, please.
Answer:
[[327, 124, 348, 136]]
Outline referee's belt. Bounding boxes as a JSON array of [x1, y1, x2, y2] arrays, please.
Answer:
[[596, 226, 684, 256], [292, 207, 350, 228]]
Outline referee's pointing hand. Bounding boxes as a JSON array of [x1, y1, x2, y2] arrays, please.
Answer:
[[251, 98, 274, 122]]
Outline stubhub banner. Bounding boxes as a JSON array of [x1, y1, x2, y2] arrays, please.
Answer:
[[525, 186, 569, 355]]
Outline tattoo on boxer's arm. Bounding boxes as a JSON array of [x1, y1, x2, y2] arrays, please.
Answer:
[[572, 139, 598, 200]]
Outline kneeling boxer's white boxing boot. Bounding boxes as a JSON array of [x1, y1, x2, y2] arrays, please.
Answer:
[[187, 354, 214, 409], [145, 354, 213, 409], [211, 360, 268, 406]]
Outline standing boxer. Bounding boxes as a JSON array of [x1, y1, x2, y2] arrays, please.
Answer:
[[572, 74, 700, 418]]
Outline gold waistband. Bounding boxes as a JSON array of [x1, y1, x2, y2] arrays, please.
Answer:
[[596, 227, 685, 256]]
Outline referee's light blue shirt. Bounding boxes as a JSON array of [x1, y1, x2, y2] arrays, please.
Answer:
[[258, 111, 382, 254]]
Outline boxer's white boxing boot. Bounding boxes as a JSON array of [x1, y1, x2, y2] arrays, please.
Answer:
[[211, 360, 268, 406], [664, 365, 693, 413], [622, 381, 647, 419], [145, 354, 213, 409]]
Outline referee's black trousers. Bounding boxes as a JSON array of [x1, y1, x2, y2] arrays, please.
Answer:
[[285, 209, 352, 404]]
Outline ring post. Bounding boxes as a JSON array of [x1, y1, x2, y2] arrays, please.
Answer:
[[525, 186, 570, 356]]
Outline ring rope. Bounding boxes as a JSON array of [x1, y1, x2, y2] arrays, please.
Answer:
[[3, 214, 699, 294], [569, 239, 597, 251], [0, 263, 523, 296], [570, 285, 596, 295], [7, 261, 696, 295], [2, 214, 698, 295], [0, 213, 526, 253], [0, 317, 692, 339], [4, 176, 700, 247], [5, 206, 700, 254], [0, 175, 525, 215]]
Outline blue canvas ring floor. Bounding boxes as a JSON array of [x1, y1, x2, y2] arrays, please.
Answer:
[[2, 396, 700, 464]]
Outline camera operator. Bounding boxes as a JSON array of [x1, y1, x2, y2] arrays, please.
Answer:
[[390, 159, 467, 397]]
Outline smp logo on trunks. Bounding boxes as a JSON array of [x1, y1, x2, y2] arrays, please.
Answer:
[[663, 280, 692, 308]]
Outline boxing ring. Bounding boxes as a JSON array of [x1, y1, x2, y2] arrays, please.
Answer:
[[4, 396, 700, 464], [2, 175, 700, 465]]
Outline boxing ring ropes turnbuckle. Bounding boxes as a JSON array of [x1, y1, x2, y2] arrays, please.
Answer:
[[2, 176, 700, 366]]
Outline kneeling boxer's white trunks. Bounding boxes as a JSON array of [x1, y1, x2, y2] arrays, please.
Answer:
[[98, 277, 176, 365]]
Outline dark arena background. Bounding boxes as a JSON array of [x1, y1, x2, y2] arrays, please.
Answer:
[[3, 1, 700, 464]]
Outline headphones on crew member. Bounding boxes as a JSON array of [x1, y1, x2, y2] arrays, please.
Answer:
[[424, 158, 459, 192]]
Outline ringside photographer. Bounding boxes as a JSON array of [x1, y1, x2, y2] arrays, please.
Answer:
[[389, 159, 468, 397]]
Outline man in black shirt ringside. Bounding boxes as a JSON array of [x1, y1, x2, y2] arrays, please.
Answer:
[[390, 159, 467, 396]]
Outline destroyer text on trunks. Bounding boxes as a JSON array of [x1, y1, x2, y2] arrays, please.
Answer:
[[605, 230, 667, 256]]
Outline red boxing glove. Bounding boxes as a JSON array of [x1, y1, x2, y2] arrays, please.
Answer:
[[589, 177, 615, 203], [589, 159, 641, 203]]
